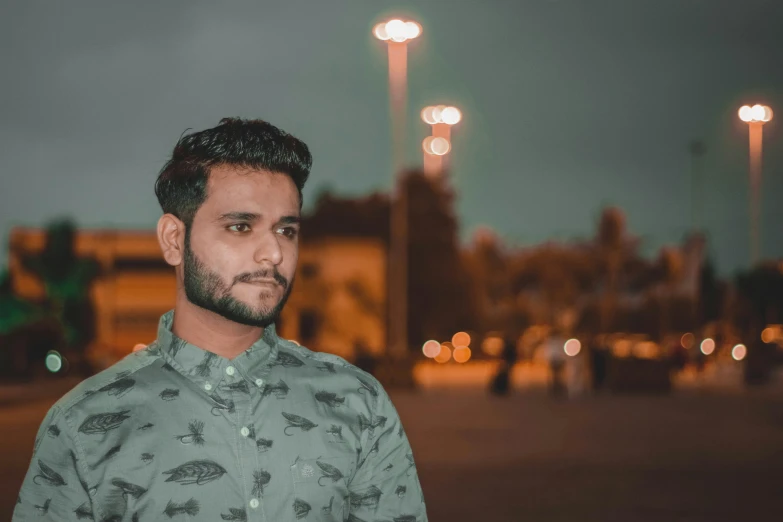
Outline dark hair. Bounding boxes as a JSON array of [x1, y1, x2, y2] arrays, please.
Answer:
[[155, 117, 312, 227]]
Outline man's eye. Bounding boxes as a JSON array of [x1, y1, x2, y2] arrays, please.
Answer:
[[228, 224, 251, 233], [278, 227, 299, 239]]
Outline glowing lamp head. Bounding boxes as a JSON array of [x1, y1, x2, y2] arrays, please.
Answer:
[[740, 104, 774, 123], [429, 137, 451, 156], [762, 106, 773, 122], [751, 104, 766, 121], [421, 106, 438, 124], [732, 344, 747, 361], [404, 21, 421, 39], [373, 23, 390, 40], [441, 107, 462, 125], [739, 105, 753, 122]]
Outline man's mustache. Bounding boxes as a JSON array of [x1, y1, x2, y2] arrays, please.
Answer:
[[233, 269, 289, 289]]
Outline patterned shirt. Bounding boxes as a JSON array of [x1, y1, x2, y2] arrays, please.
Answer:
[[13, 311, 428, 522]]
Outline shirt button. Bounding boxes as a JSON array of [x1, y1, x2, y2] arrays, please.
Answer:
[[240, 426, 250, 438], [226, 366, 235, 376], [204, 382, 212, 391], [255, 378, 264, 387], [249, 498, 259, 509]]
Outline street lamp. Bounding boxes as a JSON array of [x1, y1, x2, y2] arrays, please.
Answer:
[[421, 105, 461, 177], [373, 18, 421, 361], [738, 104, 773, 265]]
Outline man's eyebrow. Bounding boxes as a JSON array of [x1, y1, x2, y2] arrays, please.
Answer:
[[278, 215, 301, 226], [214, 212, 261, 223]]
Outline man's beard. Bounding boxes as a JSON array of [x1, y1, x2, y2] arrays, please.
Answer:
[[182, 239, 294, 328]]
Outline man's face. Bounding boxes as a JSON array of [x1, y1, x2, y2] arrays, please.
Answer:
[[181, 165, 300, 327]]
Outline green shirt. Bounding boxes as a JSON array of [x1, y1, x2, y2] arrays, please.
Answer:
[[13, 311, 428, 522]]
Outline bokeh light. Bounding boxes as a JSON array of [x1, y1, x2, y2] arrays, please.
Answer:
[[435, 343, 452, 363], [422, 339, 440, 358], [373, 23, 390, 40], [732, 344, 747, 361], [453, 346, 472, 363], [482, 335, 503, 357], [739, 105, 753, 122], [751, 104, 766, 121], [403, 21, 421, 39], [761, 328, 774, 343], [700, 338, 715, 355], [763, 106, 773, 122], [429, 137, 451, 156], [452, 331, 471, 348], [564, 338, 581, 357], [680, 332, 695, 349], [45, 351, 63, 373], [421, 106, 438, 124], [441, 107, 462, 125]]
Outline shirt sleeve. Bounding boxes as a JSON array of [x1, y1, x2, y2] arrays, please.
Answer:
[[348, 384, 428, 522], [12, 405, 95, 521]]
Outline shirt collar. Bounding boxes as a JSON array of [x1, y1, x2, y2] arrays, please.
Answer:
[[156, 310, 279, 389]]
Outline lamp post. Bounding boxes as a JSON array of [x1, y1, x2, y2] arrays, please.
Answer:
[[738, 104, 773, 265], [421, 105, 461, 177], [374, 18, 421, 360]]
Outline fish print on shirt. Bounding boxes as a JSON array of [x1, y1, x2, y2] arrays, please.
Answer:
[[74, 501, 93, 519], [46, 424, 60, 438], [111, 478, 147, 500], [33, 461, 67, 487], [315, 391, 345, 407], [195, 352, 217, 377], [99, 377, 135, 398], [221, 507, 248, 520], [163, 498, 199, 518], [282, 412, 318, 436], [220, 380, 250, 394], [270, 351, 304, 368], [261, 379, 290, 399], [160, 388, 180, 401], [293, 498, 312, 519], [210, 393, 236, 416], [256, 438, 274, 452], [163, 460, 227, 486], [175, 420, 205, 445], [251, 469, 271, 497], [78, 411, 132, 435], [316, 460, 344, 486]]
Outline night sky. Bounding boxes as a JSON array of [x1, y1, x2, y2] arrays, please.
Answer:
[[1, 0, 782, 275]]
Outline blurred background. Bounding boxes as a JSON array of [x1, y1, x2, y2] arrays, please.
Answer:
[[2, 1, 783, 520]]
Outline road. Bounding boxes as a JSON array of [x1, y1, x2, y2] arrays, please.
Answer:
[[2, 382, 782, 521]]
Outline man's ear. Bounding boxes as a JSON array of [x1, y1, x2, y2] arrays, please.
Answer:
[[158, 214, 186, 267]]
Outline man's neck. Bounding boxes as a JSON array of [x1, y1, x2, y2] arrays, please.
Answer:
[[171, 296, 264, 360]]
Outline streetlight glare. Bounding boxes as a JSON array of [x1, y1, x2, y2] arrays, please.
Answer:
[[429, 137, 451, 155], [421, 106, 438, 124], [385, 19, 407, 41], [762, 106, 773, 122], [373, 23, 390, 40], [732, 344, 747, 361], [739, 106, 753, 122], [751, 104, 766, 121], [404, 21, 421, 39], [441, 107, 462, 125]]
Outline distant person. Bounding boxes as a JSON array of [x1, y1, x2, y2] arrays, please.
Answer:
[[545, 330, 568, 396], [489, 335, 517, 396], [14, 119, 428, 521]]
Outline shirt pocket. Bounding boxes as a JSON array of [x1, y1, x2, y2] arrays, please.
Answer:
[[290, 456, 351, 522]]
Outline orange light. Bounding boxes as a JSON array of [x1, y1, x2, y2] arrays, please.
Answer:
[[564, 338, 581, 357], [452, 331, 471, 348], [739, 105, 753, 122], [761, 328, 774, 343], [429, 137, 450, 156], [680, 333, 695, 349], [441, 107, 462, 125], [732, 344, 747, 361], [434, 343, 452, 363], [373, 23, 390, 40], [421, 106, 438, 125], [422, 340, 440, 358], [453, 346, 471, 363], [482, 336, 503, 356], [700, 338, 715, 355]]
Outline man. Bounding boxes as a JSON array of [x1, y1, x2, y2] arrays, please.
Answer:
[[14, 118, 428, 522]]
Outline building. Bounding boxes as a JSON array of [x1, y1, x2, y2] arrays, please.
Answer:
[[8, 228, 386, 367]]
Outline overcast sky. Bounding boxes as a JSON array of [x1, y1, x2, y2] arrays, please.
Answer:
[[1, 0, 782, 275]]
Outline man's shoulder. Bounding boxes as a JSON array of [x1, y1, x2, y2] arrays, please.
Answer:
[[277, 339, 384, 392], [49, 346, 160, 417]]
